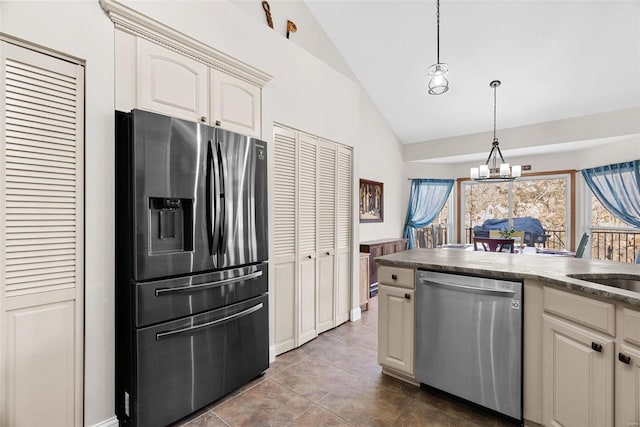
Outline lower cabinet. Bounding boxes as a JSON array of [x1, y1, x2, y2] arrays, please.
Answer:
[[615, 343, 640, 427], [378, 285, 414, 375], [542, 314, 614, 427]]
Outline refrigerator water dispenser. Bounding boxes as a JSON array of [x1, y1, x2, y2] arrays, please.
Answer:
[[149, 197, 193, 253]]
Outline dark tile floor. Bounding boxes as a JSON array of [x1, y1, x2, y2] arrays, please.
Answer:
[[174, 297, 517, 427]]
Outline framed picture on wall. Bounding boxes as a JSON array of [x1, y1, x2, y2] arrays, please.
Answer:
[[359, 179, 384, 223]]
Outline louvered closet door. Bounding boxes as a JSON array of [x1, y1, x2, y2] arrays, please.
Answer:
[[272, 126, 297, 354], [298, 133, 317, 345], [1, 41, 84, 427], [317, 140, 336, 333], [336, 146, 352, 324]]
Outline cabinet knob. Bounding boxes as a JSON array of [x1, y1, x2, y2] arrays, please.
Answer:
[[215, 120, 222, 127], [618, 352, 632, 365], [391, 274, 398, 280], [591, 342, 603, 353], [326, 251, 331, 256], [307, 255, 312, 259], [404, 293, 411, 300], [200, 116, 207, 123]]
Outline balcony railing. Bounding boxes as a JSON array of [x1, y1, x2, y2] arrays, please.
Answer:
[[590, 227, 640, 264]]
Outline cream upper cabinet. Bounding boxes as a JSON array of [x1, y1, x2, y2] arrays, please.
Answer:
[[137, 38, 208, 123], [211, 70, 261, 137], [1, 40, 84, 427], [542, 314, 614, 427], [378, 283, 414, 375]]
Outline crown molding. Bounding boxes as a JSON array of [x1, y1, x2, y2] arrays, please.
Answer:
[[99, 0, 272, 88]]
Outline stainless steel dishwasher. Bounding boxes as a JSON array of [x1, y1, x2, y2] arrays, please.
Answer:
[[415, 270, 523, 421]]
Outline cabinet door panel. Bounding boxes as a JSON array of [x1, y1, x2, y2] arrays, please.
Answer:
[[211, 71, 260, 137], [317, 253, 335, 333], [5, 299, 76, 427], [138, 39, 208, 122], [299, 257, 317, 345], [336, 249, 350, 325], [378, 285, 414, 375], [542, 315, 614, 427], [615, 343, 640, 427], [273, 261, 296, 355]]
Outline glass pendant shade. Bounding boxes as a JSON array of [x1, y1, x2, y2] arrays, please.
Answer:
[[428, 63, 449, 95]]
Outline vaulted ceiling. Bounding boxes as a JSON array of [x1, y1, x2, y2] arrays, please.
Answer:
[[306, 1, 640, 148]]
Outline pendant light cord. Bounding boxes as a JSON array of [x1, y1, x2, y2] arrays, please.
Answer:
[[436, 0, 440, 64], [493, 84, 497, 141]]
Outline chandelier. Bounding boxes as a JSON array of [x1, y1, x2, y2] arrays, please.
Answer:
[[470, 80, 521, 181], [427, 0, 449, 95]]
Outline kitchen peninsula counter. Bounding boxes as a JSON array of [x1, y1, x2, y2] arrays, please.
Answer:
[[376, 248, 640, 306], [375, 248, 640, 426]]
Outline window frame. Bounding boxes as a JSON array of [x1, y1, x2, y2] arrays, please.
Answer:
[[456, 170, 576, 249]]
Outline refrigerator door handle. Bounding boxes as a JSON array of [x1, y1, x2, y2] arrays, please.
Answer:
[[419, 278, 516, 298], [216, 140, 228, 254], [155, 302, 264, 340], [207, 139, 222, 254], [155, 270, 263, 296]]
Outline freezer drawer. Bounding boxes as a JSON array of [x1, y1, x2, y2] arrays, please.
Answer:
[[134, 263, 268, 327], [415, 270, 522, 420], [131, 294, 268, 427]]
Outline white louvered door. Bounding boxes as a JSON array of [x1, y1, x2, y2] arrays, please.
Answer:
[[298, 133, 318, 345], [272, 126, 297, 355], [317, 140, 337, 334], [0, 41, 84, 427], [336, 146, 352, 324]]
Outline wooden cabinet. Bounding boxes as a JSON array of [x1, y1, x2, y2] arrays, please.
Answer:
[[119, 32, 263, 137], [1, 40, 84, 426], [138, 38, 209, 123], [272, 126, 353, 355], [616, 306, 640, 427], [542, 314, 614, 427], [359, 238, 407, 290], [210, 70, 261, 137], [359, 253, 370, 310], [377, 266, 415, 377]]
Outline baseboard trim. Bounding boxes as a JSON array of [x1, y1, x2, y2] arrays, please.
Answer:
[[269, 345, 276, 363], [350, 306, 362, 321], [90, 415, 119, 427]]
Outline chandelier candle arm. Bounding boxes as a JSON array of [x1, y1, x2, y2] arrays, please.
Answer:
[[470, 80, 522, 182]]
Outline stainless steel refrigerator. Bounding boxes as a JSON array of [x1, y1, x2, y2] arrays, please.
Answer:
[[115, 109, 269, 427]]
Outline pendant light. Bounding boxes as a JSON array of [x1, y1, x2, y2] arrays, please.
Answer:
[[427, 0, 449, 95], [470, 80, 521, 181]]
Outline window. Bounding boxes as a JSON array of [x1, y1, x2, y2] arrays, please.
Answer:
[[412, 195, 450, 248], [460, 172, 573, 249], [589, 195, 640, 263]]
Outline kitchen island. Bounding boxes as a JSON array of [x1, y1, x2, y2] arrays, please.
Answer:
[[375, 249, 640, 427]]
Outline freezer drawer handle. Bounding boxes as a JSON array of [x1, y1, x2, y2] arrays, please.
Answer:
[[155, 302, 264, 340], [155, 270, 263, 296], [591, 342, 603, 353], [419, 278, 516, 298]]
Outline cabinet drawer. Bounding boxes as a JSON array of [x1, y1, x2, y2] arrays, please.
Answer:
[[543, 286, 615, 336], [378, 266, 414, 289], [620, 307, 640, 347]]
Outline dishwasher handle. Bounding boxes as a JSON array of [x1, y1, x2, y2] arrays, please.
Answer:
[[418, 278, 516, 298]]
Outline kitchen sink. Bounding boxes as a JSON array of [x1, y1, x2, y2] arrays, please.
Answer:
[[567, 274, 640, 293]]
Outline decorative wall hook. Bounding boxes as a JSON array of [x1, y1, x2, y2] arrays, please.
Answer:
[[286, 20, 297, 39], [262, 1, 273, 29]]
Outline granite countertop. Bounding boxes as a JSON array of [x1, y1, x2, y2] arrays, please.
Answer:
[[375, 248, 640, 306]]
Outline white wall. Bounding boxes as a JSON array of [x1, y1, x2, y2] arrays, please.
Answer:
[[0, 2, 115, 425], [1, 1, 407, 425]]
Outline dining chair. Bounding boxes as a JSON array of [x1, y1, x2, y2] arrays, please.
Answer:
[[574, 233, 590, 258], [473, 237, 515, 253], [489, 230, 525, 246]]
